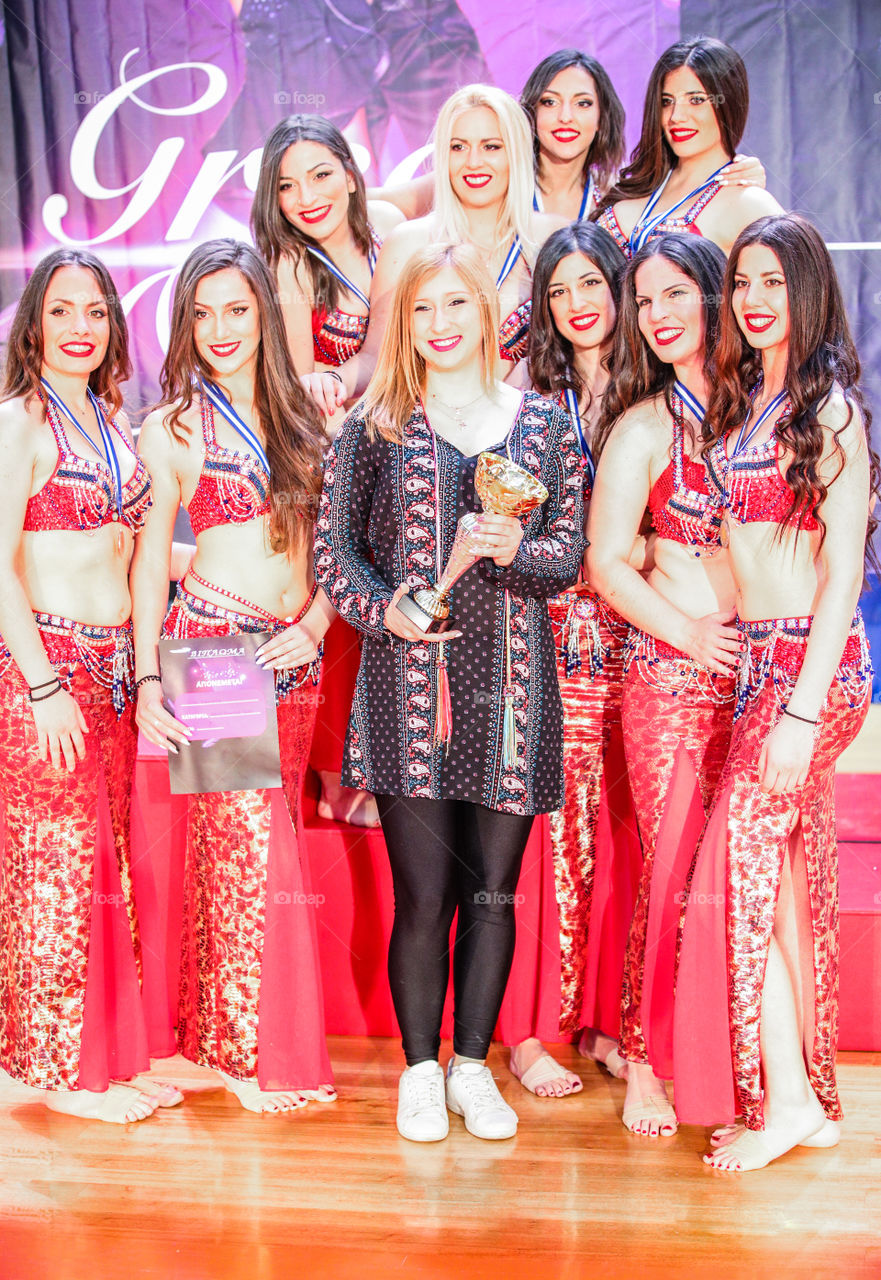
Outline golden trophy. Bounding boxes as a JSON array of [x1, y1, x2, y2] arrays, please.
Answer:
[[395, 452, 548, 634]]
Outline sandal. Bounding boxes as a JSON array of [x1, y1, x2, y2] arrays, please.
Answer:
[[511, 1051, 582, 1098], [622, 1094, 678, 1136]]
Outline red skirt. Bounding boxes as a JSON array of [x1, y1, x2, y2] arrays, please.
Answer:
[[161, 586, 333, 1090], [673, 614, 872, 1129], [309, 615, 361, 774], [620, 632, 735, 1071], [0, 615, 149, 1090]]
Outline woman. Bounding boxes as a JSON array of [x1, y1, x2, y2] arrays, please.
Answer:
[[593, 37, 781, 257], [314, 242, 584, 1142], [673, 215, 876, 1171], [500, 221, 640, 1099], [0, 249, 161, 1124], [132, 239, 336, 1113], [587, 234, 740, 1136], [252, 114, 401, 826], [346, 84, 563, 397]]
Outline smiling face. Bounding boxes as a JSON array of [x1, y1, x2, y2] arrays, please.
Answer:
[[447, 106, 510, 208], [277, 139, 355, 241], [40, 265, 110, 380], [411, 264, 484, 375], [547, 252, 616, 353], [534, 65, 600, 165], [634, 254, 706, 366], [660, 64, 723, 161], [192, 268, 261, 379], [731, 243, 790, 355]]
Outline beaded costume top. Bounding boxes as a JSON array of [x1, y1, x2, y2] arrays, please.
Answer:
[[647, 397, 724, 548], [706, 400, 819, 532], [23, 396, 152, 534], [187, 391, 270, 537], [310, 226, 382, 367], [596, 180, 722, 260]]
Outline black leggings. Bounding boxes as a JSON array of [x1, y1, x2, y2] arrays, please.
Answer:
[[375, 794, 534, 1065]]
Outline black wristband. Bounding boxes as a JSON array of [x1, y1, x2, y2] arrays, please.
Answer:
[[29, 680, 62, 703], [782, 704, 818, 726], [28, 677, 60, 693], [136, 674, 162, 692], [325, 370, 343, 385]]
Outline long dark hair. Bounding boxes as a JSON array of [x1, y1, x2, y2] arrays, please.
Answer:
[[2, 247, 130, 419], [528, 222, 626, 412], [595, 233, 726, 457], [594, 37, 748, 213], [704, 214, 880, 558], [158, 239, 326, 553], [520, 50, 625, 195], [250, 114, 371, 314]]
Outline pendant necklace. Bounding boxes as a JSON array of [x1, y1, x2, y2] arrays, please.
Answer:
[[426, 389, 486, 434]]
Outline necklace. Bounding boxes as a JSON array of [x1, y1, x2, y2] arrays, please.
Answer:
[[426, 389, 486, 432]]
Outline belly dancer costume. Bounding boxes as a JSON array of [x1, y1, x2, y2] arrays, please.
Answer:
[[497, 237, 532, 365], [596, 165, 725, 260], [162, 387, 332, 1091], [673, 400, 873, 1129], [537, 389, 641, 1041], [0, 391, 153, 1091], [619, 386, 736, 1073]]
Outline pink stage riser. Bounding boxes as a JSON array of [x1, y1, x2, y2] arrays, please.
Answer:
[[132, 760, 881, 1051]]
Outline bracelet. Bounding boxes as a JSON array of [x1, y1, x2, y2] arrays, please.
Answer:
[[28, 677, 60, 693], [782, 705, 818, 726], [29, 680, 62, 703], [136, 674, 162, 691], [324, 370, 343, 385]]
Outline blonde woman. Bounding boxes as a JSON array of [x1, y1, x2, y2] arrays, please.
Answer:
[[341, 85, 564, 399], [315, 242, 584, 1142]]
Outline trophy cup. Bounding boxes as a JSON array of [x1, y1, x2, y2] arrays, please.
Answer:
[[395, 452, 549, 634]]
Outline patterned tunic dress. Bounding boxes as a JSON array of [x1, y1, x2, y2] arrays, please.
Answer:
[[314, 391, 584, 815]]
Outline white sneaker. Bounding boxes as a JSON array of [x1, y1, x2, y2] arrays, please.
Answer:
[[396, 1060, 449, 1142], [445, 1060, 518, 1140]]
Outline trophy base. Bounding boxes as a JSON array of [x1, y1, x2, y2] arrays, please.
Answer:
[[394, 591, 454, 636]]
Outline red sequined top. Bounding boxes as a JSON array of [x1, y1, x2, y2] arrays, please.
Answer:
[[499, 299, 532, 363], [311, 226, 381, 367], [23, 396, 152, 533], [706, 424, 820, 532], [187, 391, 271, 537], [596, 181, 722, 260], [648, 414, 724, 547]]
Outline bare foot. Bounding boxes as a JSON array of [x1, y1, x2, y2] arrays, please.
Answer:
[[298, 1084, 338, 1103], [317, 771, 380, 828], [509, 1038, 582, 1098], [622, 1060, 677, 1136], [218, 1070, 308, 1114], [577, 1028, 628, 1080], [115, 1075, 185, 1107], [703, 1097, 827, 1171], [43, 1084, 158, 1124]]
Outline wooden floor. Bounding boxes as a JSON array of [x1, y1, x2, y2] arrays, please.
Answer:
[[0, 1040, 879, 1280]]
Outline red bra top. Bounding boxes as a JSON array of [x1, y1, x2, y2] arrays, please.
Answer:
[[706, 409, 820, 532], [311, 226, 381, 367], [499, 299, 532, 363], [23, 396, 152, 534], [596, 181, 722, 260], [648, 412, 724, 547], [187, 391, 271, 537]]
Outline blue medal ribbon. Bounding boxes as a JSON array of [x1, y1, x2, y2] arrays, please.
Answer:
[[629, 163, 728, 255], [496, 236, 523, 289], [732, 386, 788, 457], [40, 377, 124, 516], [201, 379, 270, 476], [672, 379, 707, 426], [533, 174, 595, 220], [563, 386, 595, 483], [305, 242, 374, 310]]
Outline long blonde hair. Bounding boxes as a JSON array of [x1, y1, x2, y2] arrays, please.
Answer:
[[432, 85, 537, 267], [362, 243, 500, 443]]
